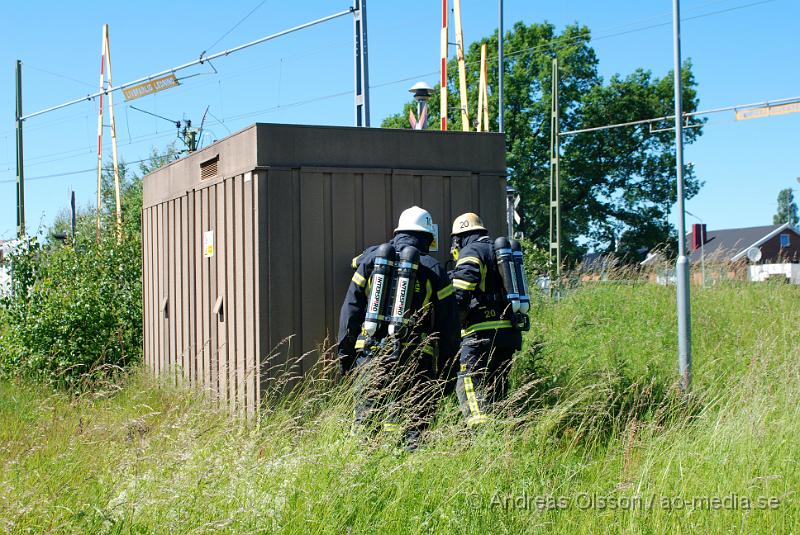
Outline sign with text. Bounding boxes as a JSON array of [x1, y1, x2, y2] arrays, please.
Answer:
[[123, 74, 179, 101], [735, 101, 800, 121]]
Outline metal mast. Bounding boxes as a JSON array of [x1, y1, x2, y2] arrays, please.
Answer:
[[15, 60, 25, 238], [353, 0, 370, 127], [673, 0, 692, 392], [549, 58, 561, 289], [498, 0, 504, 133]]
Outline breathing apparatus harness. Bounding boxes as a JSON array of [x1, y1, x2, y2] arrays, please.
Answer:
[[360, 244, 422, 359], [493, 237, 531, 331]]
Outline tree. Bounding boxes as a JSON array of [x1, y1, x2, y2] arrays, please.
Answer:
[[382, 22, 704, 262], [773, 188, 798, 226], [50, 144, 179, 246], [1, 144, 179, 388]]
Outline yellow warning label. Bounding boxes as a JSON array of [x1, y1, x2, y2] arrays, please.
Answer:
[[203, 230, 214, 258]]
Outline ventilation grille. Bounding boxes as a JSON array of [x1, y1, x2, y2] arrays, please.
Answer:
[[200, 156, 219, 180]]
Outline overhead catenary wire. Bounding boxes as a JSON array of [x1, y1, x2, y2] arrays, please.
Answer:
[[20, 7, 355, 121], [25, 63, 97, 89], [0, 82, 393, 174], [8, 73, 793, 183], [460, 0, 778, 71], [0, 130, 178, 177], [201, 0, 269, 57], [0, 68, 442, 183], [0, 40, 350, 168], [5, 0, 779, 180], [0, 156, 155, 184], [559, 94, 800, 136], [5, 0, 767, 134]]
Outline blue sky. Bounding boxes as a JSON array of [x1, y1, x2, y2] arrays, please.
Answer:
[[1, 0, 798, 241]]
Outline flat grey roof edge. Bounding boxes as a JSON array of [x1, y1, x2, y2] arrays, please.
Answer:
[[143, 122, 507, 185], [255, 123, 506, 173], [253, 121, 505, 137]]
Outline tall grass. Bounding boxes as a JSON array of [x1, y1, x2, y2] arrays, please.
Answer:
[[1, 283, 798, 533]]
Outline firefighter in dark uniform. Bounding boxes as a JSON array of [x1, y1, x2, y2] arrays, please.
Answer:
[[450, 212, 522, 427], [337, 206, 459, 450]]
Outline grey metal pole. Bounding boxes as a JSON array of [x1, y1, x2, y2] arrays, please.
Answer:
[[672, 0, 692, 392], [360, 0, 370, 126], [15, 60, 25, 238], [353, 0, 370, 127], [498, 0, 504, 133], [70, 190, 76, 243]]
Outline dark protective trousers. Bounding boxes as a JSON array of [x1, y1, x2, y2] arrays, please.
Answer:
[[456, 336, 515, 427], [352, 349, 439, 449]]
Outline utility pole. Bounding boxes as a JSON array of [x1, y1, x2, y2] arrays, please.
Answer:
[[673, 0, 692, 393], [353, 0, 370, 127], [95, 40, 105, 242], [498, 0, 504, 134], [15, 60, 25, 238], [453, 0, 470, 131], [440, 0, 448, 131], [70, 191, 77, 243], [549, 58, 561, 293], [104, 25, 123, 242]]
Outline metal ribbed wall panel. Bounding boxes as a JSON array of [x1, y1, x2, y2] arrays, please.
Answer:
[[256, 166, 505, 387], [143, 123, 506, 415]]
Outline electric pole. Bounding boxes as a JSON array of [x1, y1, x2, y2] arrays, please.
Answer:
[[498, 0, 504, 134], [353, 0, 370, 127], [71, 191, 77, 243], [549, 58, 561, 293], [15, 60, 25, 238], [673, 0, 692, 393]]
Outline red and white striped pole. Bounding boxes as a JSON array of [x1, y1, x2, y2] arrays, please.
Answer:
[[95, 42, 105, 242], [440, 0, 448, 131]]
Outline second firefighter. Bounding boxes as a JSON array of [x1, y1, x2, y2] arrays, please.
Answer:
[[449, 212, 527, 427]]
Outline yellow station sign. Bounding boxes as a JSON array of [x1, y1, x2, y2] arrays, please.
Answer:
[[122, 74, 180, 101]]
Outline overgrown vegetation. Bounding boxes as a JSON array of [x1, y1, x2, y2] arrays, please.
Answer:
[[0, 147, 177, 389], [0, 236, 141, 388], [1, 283, 797, 532]]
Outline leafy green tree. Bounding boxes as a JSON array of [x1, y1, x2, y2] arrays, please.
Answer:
[[382, 22, 704, 261], [1, 145, 177, 388], [773, 188, 799, 226]]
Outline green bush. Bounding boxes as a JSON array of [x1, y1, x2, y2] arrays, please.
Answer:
[[0, 235, 141, 388], [0, 148, 176, 389]]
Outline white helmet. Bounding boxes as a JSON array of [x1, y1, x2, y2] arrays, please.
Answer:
[[394, 206, 435, 236]]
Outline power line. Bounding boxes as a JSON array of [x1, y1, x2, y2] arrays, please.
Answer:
[[0, 157, 154, 184], [559, 94, 800, 136], [25, 63, 97, 89], [21, 7, 355, 121], [0, 130, 178, 178], [4, 0, 779, 180], [462, 0, 778, 70], [0, 68, 441, 183], [201, 0, 269, 56]]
